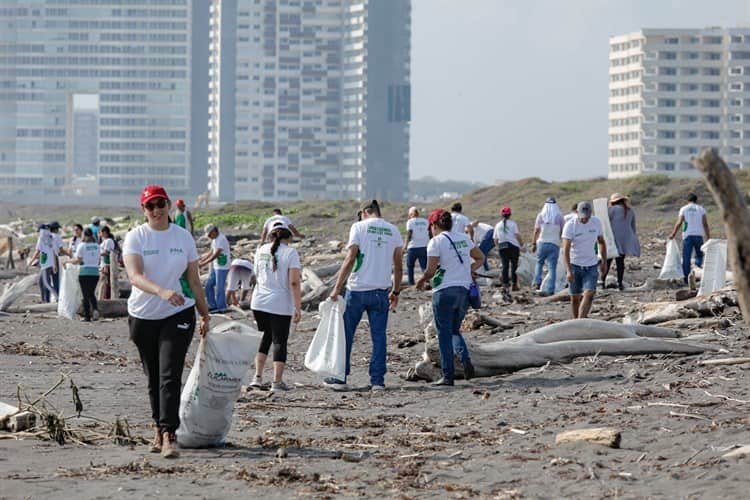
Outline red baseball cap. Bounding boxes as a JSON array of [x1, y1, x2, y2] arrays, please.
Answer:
[[140, 185, 169, 205], [175, 198, 185, 208], [428, 208, 446, 226]]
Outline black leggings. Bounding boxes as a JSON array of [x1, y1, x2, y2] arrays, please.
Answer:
[[499, 244, 520, 286], [603, 256, 626, 285], [78, 275, 99, 320], [129, 307, 195, 434], [253, 309, 291, 363]]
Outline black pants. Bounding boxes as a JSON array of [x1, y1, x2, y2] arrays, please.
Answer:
[[78, 275, 99, 320], [253, 309, 291, 363], [129, 307, 195, 434], [499, 245, 520, 286], [603, 256, 626, 286]]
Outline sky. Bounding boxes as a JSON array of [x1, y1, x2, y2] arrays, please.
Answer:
[[410, 0, 750, 182]]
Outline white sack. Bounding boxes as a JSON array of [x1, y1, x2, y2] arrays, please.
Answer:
[[516, 251, 537, 286], [304, 299, 346, 381], [658, 239, 684, 280], [541, 248, 568, 293], [593, 198, 620, 259], [177, 321, 261, 448], [697, 239, 727, 297], [57, 265, 82, 319]]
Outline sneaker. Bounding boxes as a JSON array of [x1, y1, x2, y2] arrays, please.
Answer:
[[432, 378, 454, 387], [92, 309, 99, 321], [511, 283, 520, 292], [248, 376, 263, 389], [148, 428, 162, 453], [370, 384, 386, 392], [161, 432, 179, 459], [323, 378, 348, 391], [462, 359, 475, 380], [270, 381, 289, 392]]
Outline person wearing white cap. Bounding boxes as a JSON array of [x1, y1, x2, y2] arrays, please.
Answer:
[[198, 223, 231, 312], [226, 258, 255, 307], [259, 208, 304, 243], [404, 207, 429, 285], [562, 201, 606, 319]]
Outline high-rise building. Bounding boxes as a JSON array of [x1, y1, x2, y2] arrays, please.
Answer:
[[608, 27, 750, 179], [209, 0, 411, 202], [72, 106, 98, 178], [0, 1, 210, 202]]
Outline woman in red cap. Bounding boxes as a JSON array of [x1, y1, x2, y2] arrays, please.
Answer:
[[417, 209, 484, 386], [122, 185, 210, 458], [493, 206, 524, 299]]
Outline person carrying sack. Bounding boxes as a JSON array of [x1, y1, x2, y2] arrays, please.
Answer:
[[417, 209, 484, 386]]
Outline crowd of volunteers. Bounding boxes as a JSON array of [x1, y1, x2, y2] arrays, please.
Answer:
[[26, 185, 711, 458]]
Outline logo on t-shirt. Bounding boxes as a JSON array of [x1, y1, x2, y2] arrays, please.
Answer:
[[144, 249, 159, 256], [169, 248, 184, 255]]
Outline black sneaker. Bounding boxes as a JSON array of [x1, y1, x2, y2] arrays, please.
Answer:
[[462, 359, 475, 380]]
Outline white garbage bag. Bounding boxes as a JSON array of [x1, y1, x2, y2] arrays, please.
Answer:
[[57, 265, 82, 319], [304, 299, 346, 381], [515, 250, 537, 286], [177, 321, 261, 448], [697, 239, 727, 296], [541, 248, 567, 293], [593, 198, 620, 259], [658, 239, 684, 280]]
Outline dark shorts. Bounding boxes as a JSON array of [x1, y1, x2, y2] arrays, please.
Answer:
[[569, 264, 598, 295]]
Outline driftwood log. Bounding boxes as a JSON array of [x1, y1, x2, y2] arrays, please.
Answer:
[[409, 318, 713, 382], [694, 149, 750, 324], [0, 273, 39, 312], [626, 289, 737, 325]]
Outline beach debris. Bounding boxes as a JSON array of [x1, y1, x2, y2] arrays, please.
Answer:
[[0, 273, 39, 312], [699, 357, 750, 367], [721, 445, 750, 460], [555, 428, 621, 448]]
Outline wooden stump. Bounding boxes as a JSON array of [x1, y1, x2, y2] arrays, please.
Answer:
[[556, 428, 621, 448]]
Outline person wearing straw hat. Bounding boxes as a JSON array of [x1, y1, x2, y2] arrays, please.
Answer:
[[601, 193, 640, 290]]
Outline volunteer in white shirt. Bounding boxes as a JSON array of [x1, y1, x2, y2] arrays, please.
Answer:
[[417, 209, 484, 386], [70, 227, 100, 321], [259, 208, 304, 242], [493, 206, 524, 297], [450, 202, 473, 241], [404, 207, 429, 285], [48, 221, 64, 297], [470, 221, 495, 271], [326, 200, 403, 392], [123, 184, 210, 459], [198, 223, 231, 312], [98, 226, 118, 301], [226, 258, 255, 307], [531, 197, 565, 296], [562, 201, 607, 319], [248, 221, 302, 392], [68, 224, 84, 257], [669, 192, 710, 283], [29, 224, 56, 303]]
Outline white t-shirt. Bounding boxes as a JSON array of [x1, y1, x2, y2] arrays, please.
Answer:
[[564, 212, 577, 224], [263, 215, 292, 238], [123, 223, 198, 320], [679, 203, 706, 237], [346, 217, 403, 292], [69, 236, 81, 256], [535, 214, 565, 246], [472, 223, 494, 244], [211, 233, 231, 270], [451, 212, 470, 235], [230, 258, 253, 272], [52, 233, 64, 254], [35, 230, 55, 270], [426, 232, 474, 292], [562, 216, 603, 267], [251, 243, 301, 316], [406, 217, 429, 249], [100, 238, 115, 269], [493, 219, 521, 248], [75, 242, 101, 274]]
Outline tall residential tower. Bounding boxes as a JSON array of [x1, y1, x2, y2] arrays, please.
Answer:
[[608, 27, 750, 178], [208, 0, 411, 202]]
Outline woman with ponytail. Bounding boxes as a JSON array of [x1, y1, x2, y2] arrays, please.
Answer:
[[249, 220, 302, 392], [493, 206, 523, 298]]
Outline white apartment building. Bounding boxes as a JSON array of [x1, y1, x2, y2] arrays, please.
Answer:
[[209, 0, 411, 202], [0, 1, 210, 202], [609, 27, 750, 179]]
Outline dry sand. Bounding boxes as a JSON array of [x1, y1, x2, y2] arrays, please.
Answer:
[[1, 233, 750, 499]]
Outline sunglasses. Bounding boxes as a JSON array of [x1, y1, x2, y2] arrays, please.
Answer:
[[143, 198, 167, 211]]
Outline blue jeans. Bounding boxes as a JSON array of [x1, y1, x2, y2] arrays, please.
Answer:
[[478, 232, 495, 271], [343, 289, 390, 386], [533, 242, 559, 294], [406, 247, 427, 285], [432, 286, 471, 382], [682, 235, 704, 280], [569, 264, 598, 295], [205, 268, 229, 311]]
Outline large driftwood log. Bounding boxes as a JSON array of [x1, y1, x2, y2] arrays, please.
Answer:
[[626, 289, 737, 324], [410, 318, 713, 381], [0, 273, 39, 312], [694, 149, 750, 324]]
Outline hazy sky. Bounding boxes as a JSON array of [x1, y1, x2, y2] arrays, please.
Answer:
[[410, 0, 750, 182]]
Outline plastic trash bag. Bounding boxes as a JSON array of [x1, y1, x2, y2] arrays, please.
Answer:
[[697, 239, 727, 296], [304, 299, 346, 381], [57, 265, 81, 319], [516, 251, 537, 285], [541, 248, 567, 294], [177, 321, 261, 448], [593, 198, 620, 259], [658, 239, 684, 280]]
